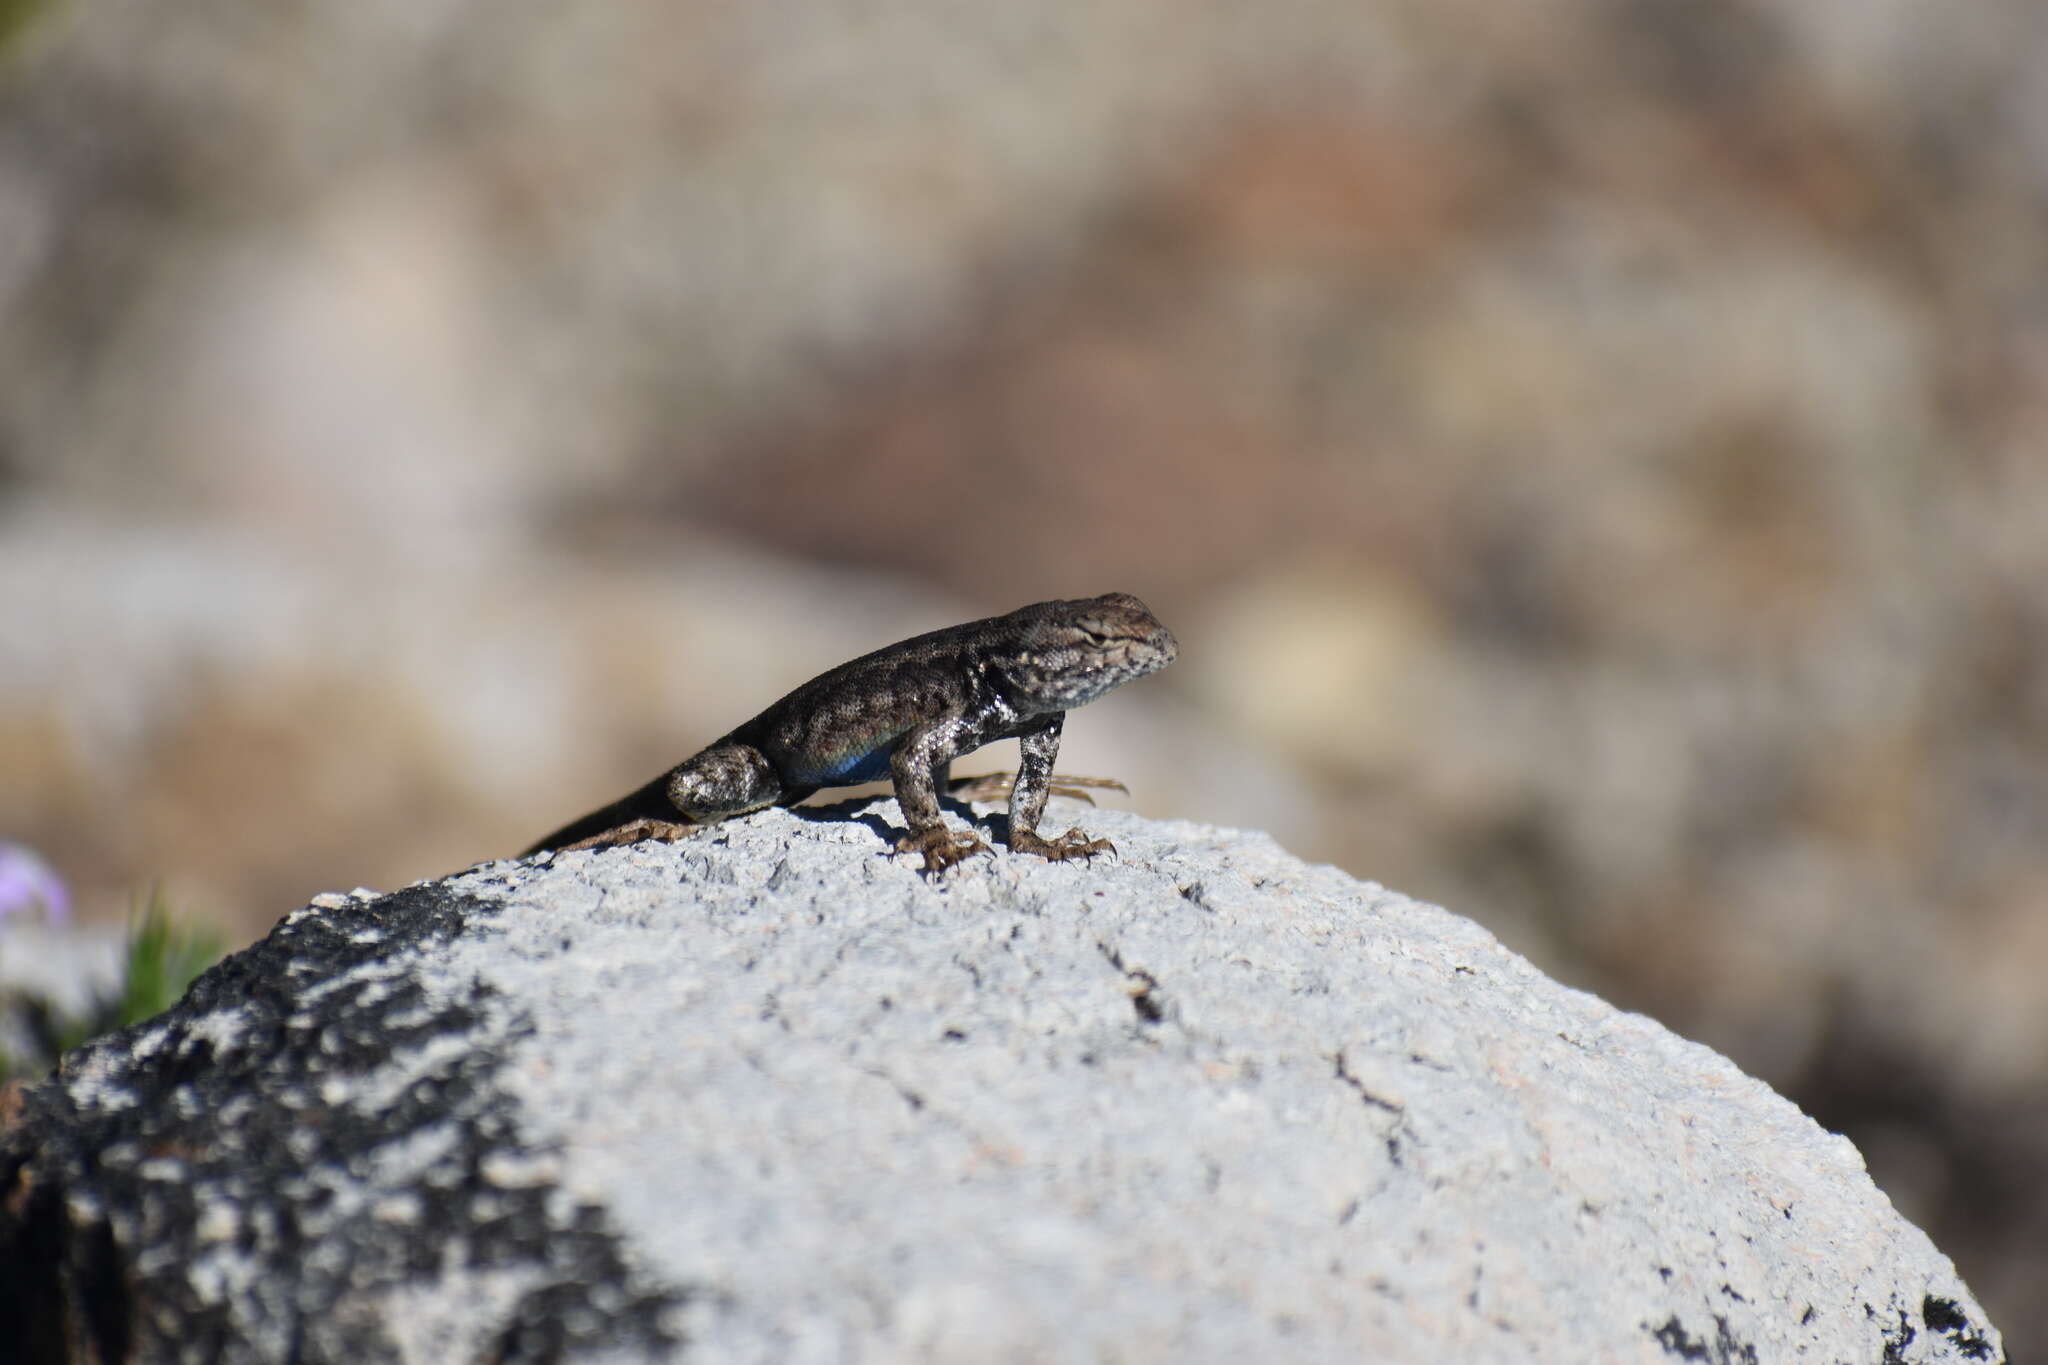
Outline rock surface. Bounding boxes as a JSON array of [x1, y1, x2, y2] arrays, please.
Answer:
[[0, 802, 2006, 1363]]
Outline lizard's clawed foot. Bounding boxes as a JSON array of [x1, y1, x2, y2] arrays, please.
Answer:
[[896, 824, 993, 874], [558, 818, 699, 852], [1009, 827, 1118, 863], [947, 772, 1129, 805]]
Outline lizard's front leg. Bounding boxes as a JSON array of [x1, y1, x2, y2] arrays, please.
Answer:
[[1005, 714, 1116, 863], [889, 720, 992, 873]]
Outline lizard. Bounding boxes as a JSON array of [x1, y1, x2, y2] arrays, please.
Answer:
[[523, 592, 1178, 873]]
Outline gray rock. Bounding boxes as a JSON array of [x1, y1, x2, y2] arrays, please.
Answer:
[[0, 802, 2005, 1363]]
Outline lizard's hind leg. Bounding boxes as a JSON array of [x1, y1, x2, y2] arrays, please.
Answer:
[[948, 772, 1129, 804], [666, 741, 785, 819], [524, 742, 785, 855], [557, 817, 699, 852]]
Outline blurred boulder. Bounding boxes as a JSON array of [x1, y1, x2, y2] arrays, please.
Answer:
[[0, 806, 2004, 1362]]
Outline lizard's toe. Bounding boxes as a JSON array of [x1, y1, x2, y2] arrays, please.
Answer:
[[895, 825, 992, 874], [948, 772, 1130, 805], [1010, 828, 1117, 863], [945, 772, 1015, 803]]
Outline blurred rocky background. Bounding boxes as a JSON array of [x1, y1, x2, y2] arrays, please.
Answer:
[[1, 0, 2043, 1344]]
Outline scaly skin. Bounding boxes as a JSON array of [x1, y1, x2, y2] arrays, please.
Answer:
[[525, 593, 1178, 872]]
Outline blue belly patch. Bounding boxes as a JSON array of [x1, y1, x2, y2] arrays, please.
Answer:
[[794, 741, 895, 787]]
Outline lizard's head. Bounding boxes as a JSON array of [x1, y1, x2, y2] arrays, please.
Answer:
[[993, 592, 1178, 711]]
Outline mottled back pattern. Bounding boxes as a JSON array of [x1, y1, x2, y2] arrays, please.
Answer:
[[739, 592, 1175, 777], [527, 593, 1176, 872]]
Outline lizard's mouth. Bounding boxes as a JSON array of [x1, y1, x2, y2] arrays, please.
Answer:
[[1148, 625, 1180, 668], [1051, 636, 1175, 707]]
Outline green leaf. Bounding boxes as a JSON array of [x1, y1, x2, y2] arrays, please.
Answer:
[[0, 887, 224, 1082], [118, 887, 225, 1029]]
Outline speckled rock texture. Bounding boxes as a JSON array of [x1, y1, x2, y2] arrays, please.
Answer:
[[0, 802, 2006, 1364]]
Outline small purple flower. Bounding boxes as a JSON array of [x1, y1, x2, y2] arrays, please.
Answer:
[[0, 843, 70, 926]]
